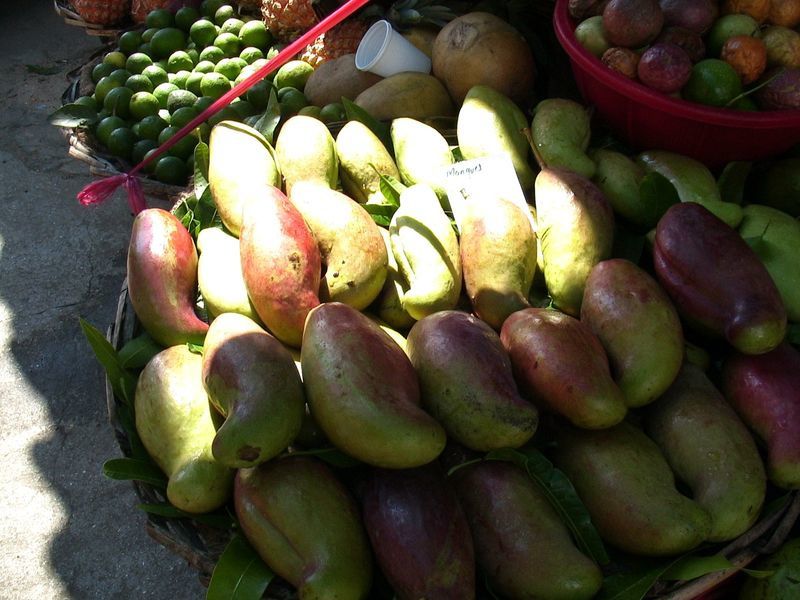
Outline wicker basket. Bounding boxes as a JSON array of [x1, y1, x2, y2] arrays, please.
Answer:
[[54, 0, 137, 38]]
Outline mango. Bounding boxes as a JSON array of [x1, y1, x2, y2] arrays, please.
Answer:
[[391, 117, 453, 201], [127, 208, 208, 347], [361, 464, 475, 600], [235, 457, 372, 599], [637, 149, 743, 228], [390, 184, 462, 320], [531, 98, 595, 178], [374, 227, 415, 331], [135, 345, 233, 513], [406, 310, 538, 451], [457, 84, 536, 192], [738, 204, 800, 322], [354, 72, 455, 121], [201, 313, 305, 468], [335, 120, 400, 205], [301, 302, 446, 468], [644, 363, 766, 542], [581, 258, 684, 408], [551, 421, 712, 556], [274, 115, 338, 194], [460, 197, 537, 330], [721, 342, 800, 489], [239, 185, 321, 348], [207, 120, 281, 236], [740, 536, 800, 599], [289, 181, 387, 310], [653, 202, 786, 355], [500, 308, 627, 429], [534, 167, 615, 316], [452, 460, 603, 600]]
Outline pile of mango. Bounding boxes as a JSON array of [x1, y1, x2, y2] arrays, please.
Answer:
[[120, 83, 800, 598]]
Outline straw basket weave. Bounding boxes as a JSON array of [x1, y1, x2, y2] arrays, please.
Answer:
[[54, 0, 136, 38]]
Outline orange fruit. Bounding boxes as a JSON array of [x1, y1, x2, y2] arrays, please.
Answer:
[[768, 0, 800, 27], [721, 35, 768, 84], [722, 0, 771, 23]]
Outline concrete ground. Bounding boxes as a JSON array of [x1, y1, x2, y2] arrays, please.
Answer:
[[0, 1, 205, 597]]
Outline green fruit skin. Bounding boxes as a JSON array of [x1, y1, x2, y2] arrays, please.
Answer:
[[645, 363, 767, 542], [234, 457, 372, 600], [738, 204, 800, 323], [288, 182, 388, 311], [390, 184, 462, 320], [453, 460, 603, 600], [201, 313, 305, 469], [391, 117, 454, 202], [534, 168, 615, 317], [127, 209, 208, 347], [457, 85, 536, 192], [551, 421, 712, 556], [135, 345, 233, 513], [756, 157, 800, 217], [500, 308, 627, 430], [335, 120, 400, 204], [637, 150, 743, 228], [460, 197, 537, 330], [581, 259, 684, 408], [301, 302, 446, 469], [274, 115, 338, 193], [406, 310, 538, 451], [740, 537, 800, 599], [375, 227, 416, 331], [532, 98, 596, 179], [208, 120, 281, 236]]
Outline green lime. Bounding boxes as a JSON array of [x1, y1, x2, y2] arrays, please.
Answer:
[[171, 105, 200, 128], [106, 127, 137, 160], [129, 91, 160, 120], [194, 95, 215, 113], [186, 71, 205, 96], [731, 95, 759, 111], [159, 127, 198, 160], [141, 27, 158, 42], [214, 57, 241, 80], [96, 108, 111, 120], [154, 155, 189, 184], [154, 82, 180, 108], [319, 102, 345, 123], [142, 64, 169, 87], [190, 18, 217, 47], [682, 59, 743, 107], [146, 8, 174, 29], [239, 20, 271, 50], [74, 95, 98, 111], [239, 46, 264, 64], [214, 5, 235, 25], [266, 47, 280, 60], [194, 59, 215, 73], [186, 153, 195, 173], [108, 68, 133, 84], [234, 67, 255, 85], [135, 114, 168, 140], [274, 60, 314, 91], [137, 42, 153, 58], [158, 108, 172, 122], [132, 138, 158, 164], [168, 70, 192, 88], [187, 48, 199, 64], [201, 0, 225, 17], [167, 89, 198, 112], [93, 76, 121, 104], [707, 14, 760, 57], [214, 32, 241, 57], [125, 74, 154, 93], [104, 86, 134, 119], [298, 105, 322, 119], [95, 115, 127, 145], [246, 80, 271, 110], [199, 45, 225, 64], [220, 17, 244, 36], [166, 50, 194, 73], [279, 87, 308, 116], [200, 71, 231, 99], [126, 52, 153, 75], [142, 148, 160, 173], [91, 62, 115, 84], [251, 57, 269, 71], [118, 30, 143, 55], [175, 6, 201, 31], [103, 51, 127, 69], [231, 99, 257, 118], [150, 28, 187, 60], [208, 105, 241, 127]]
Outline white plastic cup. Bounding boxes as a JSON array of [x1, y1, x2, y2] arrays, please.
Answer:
[[355, 20, 432, 78]]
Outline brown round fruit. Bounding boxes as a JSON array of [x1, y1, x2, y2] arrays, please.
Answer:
[[762, 25, 800, 68], [603, 0, 665, 48], [768, 0, 800, 28], [637, 42, 693, 92], [721, 0, 770, 23], [755, 67, 800, 109], [655, 26, 707, 62], [721, 34, 768, 84], [659, 0, 718, 34], [602, 46, 641, 78], [569, 0, 610, 19]]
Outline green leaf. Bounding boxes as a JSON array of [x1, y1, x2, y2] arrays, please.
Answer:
[[661, 553, 734, 581], [114, 402, 150, 461], [253, 86, 281, 145], [638, 171, 680, 226], [118, 332, 162, 370], [79, 318, 138, 406], [103, 458, 167, 488], [187, 342, 204, 354], [48, 103, 98, 127], [288, 446, 362, 468], [193, 141, 211, 199], [207, 534, 275, 600], [597, 559, 678, 600], [342, 97, 392, 153], [363, 203, 397, 228], [378, 174, 404, 207], [485, 447, 610, 565], [717, 161, 752, 206], [138, 503, 236, 528], [742, 568, 777, 579], [192, 185, 221, 237]]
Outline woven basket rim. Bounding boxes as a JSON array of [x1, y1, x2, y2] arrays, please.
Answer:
[[54, 0, 136, 35]]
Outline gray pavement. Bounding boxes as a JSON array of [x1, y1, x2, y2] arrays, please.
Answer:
[[0, 1, 205, 597]]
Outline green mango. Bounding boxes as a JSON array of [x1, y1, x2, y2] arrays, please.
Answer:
[[135, 345, 233, 513], [196, 227, 260, 322], [201, 313, 305, 468], [208, 120, 280, 236], [335, 120, 400, 204], [235, 457, 373, 599], [531, 98, 595, 178], [374, 227, 415, 331], [390, 184, 462, 320], [738, 204, 800, 322], [289, 181, 388, 311], [740, 536, 800, 599], [644, 363, 766, 542], [637, 150, 743, 228], [551, 421, 711, 556], [391, 117, 453, 202], [457, 84, 536, 192], [755, 156, 800, 217], [534, 167, 615, 316], [274, 114, 338, 194]]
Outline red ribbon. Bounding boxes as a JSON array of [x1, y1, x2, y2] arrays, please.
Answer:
[[78, 0, 372, 214]]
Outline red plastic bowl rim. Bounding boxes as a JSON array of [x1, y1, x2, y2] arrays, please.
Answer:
[[552, 0, 800, 129]]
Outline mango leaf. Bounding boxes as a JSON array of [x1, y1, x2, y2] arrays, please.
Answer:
[[103, 458, 167, 488], [378, 174, 405, 207], [138, 503, 236, 528], [717, 161, 752, 206], [363, 203, 396, 227], [118, 332, 162, 370], [485, 447, 610, 565], [287, 446, 362, 468], [253, 87, 281, 145], [638, 171, 680, 227], [742, 567, 777, 579], [342, 97, 392, 154], [79, 318, 137, 406], [193, 141, 211, 199], [113, 401, 150, 462], [193, 185, 221, 236], [597, 558, 680, 600], [207, 534, 275, 600], [661, 553, 735, 581], [47, 103, 98, 127]]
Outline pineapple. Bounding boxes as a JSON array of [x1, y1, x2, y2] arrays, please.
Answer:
[[71, 0, 131, 25]]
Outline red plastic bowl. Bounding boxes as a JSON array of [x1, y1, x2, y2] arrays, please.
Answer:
[[553, 0, 800, 169]]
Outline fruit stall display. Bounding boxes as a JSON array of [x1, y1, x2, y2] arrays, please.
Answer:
[[60, 0, 800, 599]]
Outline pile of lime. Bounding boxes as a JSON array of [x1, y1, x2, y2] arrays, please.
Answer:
[[74, 0, 340, 186]]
